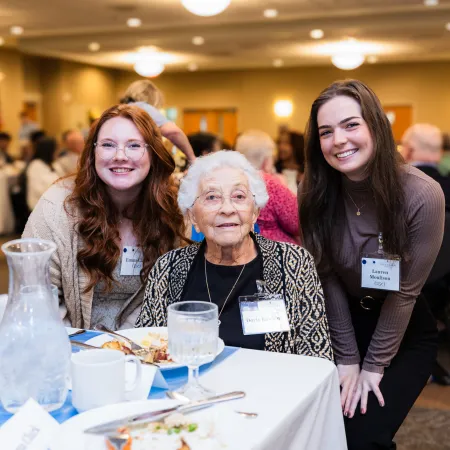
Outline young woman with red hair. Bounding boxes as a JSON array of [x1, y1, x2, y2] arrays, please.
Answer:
[[23, 104, 187, 330]]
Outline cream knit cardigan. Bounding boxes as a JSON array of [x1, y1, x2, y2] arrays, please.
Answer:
[[22, 179, 143, 329]]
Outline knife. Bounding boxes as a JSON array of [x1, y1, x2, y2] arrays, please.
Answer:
[[84, 390, 245, 435]]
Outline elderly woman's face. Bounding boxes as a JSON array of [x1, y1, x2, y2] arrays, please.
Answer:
[[190, 167, 258, 248]]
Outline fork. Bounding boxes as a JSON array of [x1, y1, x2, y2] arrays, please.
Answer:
[[93, 324, 155, 360]]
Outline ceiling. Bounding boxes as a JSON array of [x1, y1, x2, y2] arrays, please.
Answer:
[[2, 0, 450, 73]]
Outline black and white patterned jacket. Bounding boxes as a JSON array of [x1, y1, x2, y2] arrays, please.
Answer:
[[136, 234, 333, 361]]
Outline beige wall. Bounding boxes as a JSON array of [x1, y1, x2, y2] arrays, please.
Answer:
[[0, 49, 25, 154], [116, 61, 450, 138]]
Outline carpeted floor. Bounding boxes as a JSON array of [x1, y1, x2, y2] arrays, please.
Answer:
[[396, 407, 450, 450]]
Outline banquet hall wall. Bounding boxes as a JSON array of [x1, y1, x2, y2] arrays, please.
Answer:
[[2, 46, 450, 152]]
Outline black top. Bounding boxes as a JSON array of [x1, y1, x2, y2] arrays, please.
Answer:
[[181, 246, 265, 350]]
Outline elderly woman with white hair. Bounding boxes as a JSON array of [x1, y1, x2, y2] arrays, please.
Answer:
[[236, 129, 300, 244], [137, 151, 333, 359]]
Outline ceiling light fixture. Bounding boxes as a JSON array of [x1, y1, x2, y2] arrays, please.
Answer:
[[424, 0, 438, 5], [273, 59, 284, 67], [181, 0, 231, 17], [192, 36, 205, 46], [10, 26, 24, 36], [88, 42, 101, 52], [127, 18, 142, 28], [446, 22, 450, 31], [188, 62, 198, 71], [134, 60, 165, 78], [264, 9, 278, 18], [310, 29, 324, 40], [330, 39, 365, 70]]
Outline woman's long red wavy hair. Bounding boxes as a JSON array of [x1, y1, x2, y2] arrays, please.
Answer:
[[66, 104, 187, 293]]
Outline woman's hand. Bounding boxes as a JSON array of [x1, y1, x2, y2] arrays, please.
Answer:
[[348, 369, 384, 418], [337, 364, 360, 416]]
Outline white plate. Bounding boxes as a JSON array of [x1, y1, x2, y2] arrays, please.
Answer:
[[86, 327, 225, 371], [51, 399, 227, 450]]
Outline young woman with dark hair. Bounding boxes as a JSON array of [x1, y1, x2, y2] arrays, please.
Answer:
[[275, 131, 305, 194], [25, 137, 59, 210], [23, 104, 188, 330], [299, 79, 445, 449]]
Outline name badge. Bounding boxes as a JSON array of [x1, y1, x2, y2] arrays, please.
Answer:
[[239, 294, 290, 335], [120, 246, 143, 276], [361, 257, 400, 292]]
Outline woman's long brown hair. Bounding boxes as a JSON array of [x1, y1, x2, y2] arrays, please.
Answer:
[[299, 79, 407, 272], [66, 104, 187, 293]]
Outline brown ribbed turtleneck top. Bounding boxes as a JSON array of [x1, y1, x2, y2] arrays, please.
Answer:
[[319, 165, 445, 373]]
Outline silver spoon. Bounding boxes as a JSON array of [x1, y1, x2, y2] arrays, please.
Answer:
[[165, 390, 258, 418]]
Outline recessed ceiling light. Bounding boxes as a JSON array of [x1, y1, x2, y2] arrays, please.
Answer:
[[446, 22, 450, 31], [0, 38, 4, 46], [188, 62, 198, 72], [424, 0, 438, 5], [273, 59, 284, 68], [127, 18, 142, 28], [10, 26, 24, 36], [310, 29, 324, 40], [264, 9, 278, 18], [367, 55, 378, 64], [192, 36, 205, 46], [88, 42, 100, 52], [138, 46, 159, 53]]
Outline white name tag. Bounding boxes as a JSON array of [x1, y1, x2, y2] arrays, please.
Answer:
[[120, 246, 143, 276], [239, 295, 290, 335], [0, 398, 60, 450], [361, 257, 400, 292]]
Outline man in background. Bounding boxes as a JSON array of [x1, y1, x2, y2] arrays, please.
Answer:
[[402, 123, 450, 210], [53, 129, 84, 177]]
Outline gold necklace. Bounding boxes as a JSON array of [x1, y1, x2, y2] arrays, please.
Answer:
[[345, 190, 365, 216], [204, 256, 246, 319]]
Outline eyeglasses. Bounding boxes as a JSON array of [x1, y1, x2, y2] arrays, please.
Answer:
[[193, 188, 255, 211], [94, 140, 148, 161]]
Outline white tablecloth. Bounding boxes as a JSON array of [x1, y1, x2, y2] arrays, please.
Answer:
[[199, 349, 347, 450]]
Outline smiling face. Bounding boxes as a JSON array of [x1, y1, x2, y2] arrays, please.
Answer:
[[317, 95, 374, 181], [95, 116, 151, 196], [189, 167, 258, 249]]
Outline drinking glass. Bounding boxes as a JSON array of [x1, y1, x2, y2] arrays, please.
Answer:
[[168, 301, 218, 400]]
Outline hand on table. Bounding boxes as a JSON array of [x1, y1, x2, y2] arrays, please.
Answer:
[[348, 369, 384, 418], [337, 364, 360, 416]]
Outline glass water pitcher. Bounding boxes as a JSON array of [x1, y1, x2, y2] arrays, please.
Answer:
[[0, 238, 71, 413]]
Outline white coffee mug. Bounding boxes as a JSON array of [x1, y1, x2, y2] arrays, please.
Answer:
[[71, 349, 142, 412]]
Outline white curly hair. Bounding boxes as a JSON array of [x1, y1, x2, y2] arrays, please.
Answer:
[[178, 150, 269, 215]]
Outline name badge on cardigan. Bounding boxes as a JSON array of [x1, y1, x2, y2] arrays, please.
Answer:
[[239, 294, 290, 335], [120, 246, 143, 276]]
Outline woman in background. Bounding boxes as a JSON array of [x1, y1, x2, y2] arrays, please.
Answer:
[[275, 130, 305, 194], [121, 80, 196, 163], [26, 137, 59, 210]]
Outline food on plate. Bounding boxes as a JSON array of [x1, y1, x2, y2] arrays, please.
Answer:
[[105, 414, 199, 450], [101, 340, 133, 355], [101, 332, 173, 364]]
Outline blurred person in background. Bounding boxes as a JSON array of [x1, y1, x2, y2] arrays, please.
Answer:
[[236, 129, 300, 244], [25, 137, 59, 211], [18, 111, 39, 142], [188, 131, 221, 158], [121, 79, 195, 163], [53, 129, 85, 177], [23, 105, 187, 330], [276, 131, 305, 194], [439, 133, 450, 176], [402, 123, 450, 211], [0, 132, 13, 166]]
